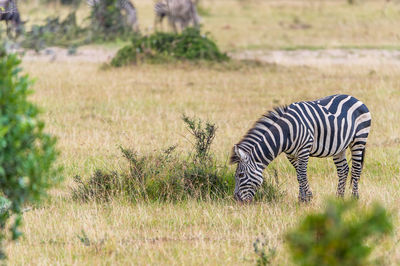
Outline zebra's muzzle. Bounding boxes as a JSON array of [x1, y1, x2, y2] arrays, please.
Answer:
[[234, 193, 253, 204]]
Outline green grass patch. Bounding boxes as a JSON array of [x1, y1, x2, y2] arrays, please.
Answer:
[[286, 200, 393, 265]]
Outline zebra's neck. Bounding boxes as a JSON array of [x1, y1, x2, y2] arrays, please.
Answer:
[[237, 107, 291, 168]]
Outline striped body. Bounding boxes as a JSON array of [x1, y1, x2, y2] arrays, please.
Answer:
[[231, 94, 371, 202], [154, 0, 199, 32], [87, 0, 138, 30]]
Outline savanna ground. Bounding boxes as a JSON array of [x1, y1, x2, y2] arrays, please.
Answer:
[[4, 0, 400, 264]]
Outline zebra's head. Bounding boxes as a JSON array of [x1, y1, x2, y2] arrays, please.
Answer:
[[154, 1, 169, 21], [230, 145, 264, 203]]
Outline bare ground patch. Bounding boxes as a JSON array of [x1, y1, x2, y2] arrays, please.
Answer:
[[231, 49, 400, 67], [20, 47, 400, 67]]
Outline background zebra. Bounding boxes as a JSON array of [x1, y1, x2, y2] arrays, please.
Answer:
[[87, 0, 138, 31], [0, 0, 23, 37], [231, 94, 371, 202], [154, 0, 200, 33]]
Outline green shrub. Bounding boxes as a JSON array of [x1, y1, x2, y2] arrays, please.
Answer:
[[72, 116, 233, 202], [0, 52, 60, 257], [286, 200, 392, 266], [111, 28, 229, 66]]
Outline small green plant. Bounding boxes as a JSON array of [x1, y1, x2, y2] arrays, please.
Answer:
[[77, 229, 91, 247], [111, 27, 229, 66], [253, 235, 276, 266], [182, 114, 216, 159], [0, 51, 60, 258], [286, 200, 392, 266]]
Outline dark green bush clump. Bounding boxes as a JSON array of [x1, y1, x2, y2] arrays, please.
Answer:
[[72, 116, 282, 203], [111, 28, 229, 67], [0, 50, 60, 257], [286, 200, 392, 266]]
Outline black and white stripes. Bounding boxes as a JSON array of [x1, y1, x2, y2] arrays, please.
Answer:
[[154, 0, 200, 32], [231, 94, 371, 202]]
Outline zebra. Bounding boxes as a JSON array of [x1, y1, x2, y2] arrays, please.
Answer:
[[87, 0, 138, 31], [230, 94, 371, 203], [154, 0, 200, 33], [0, 0, 23, 37]]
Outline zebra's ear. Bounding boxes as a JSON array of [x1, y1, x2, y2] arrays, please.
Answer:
[[230, 145, 248, 164]]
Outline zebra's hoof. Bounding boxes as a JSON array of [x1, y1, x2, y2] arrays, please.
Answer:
[[299, 192, 313, 203], [351, 193, 359, 200], [336, 192, 345, 198]]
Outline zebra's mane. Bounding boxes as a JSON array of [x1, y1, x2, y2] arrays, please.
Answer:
[[230, 105, 289, 164]]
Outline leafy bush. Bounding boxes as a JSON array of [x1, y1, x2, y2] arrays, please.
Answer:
[[0, 51, 60, 257], [72, 116, 282, 203], [72, 116, 233, 202], [286, 200, 392, 266], [111, 28, 229, 66]]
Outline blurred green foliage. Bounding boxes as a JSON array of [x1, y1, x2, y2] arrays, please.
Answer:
[[286, 200, 392, 266], [0, 50, 60, 257]]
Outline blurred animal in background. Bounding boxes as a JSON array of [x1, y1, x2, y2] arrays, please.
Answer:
[[0, 0, 24, 37], [154, 0, 200, 33], [87, 0, 139, 31]]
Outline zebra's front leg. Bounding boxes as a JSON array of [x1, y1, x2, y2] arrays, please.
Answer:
[[333, 150, 349, 197], [288, 155, 312, 202]]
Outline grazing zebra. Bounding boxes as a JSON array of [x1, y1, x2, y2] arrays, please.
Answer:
[[0, 0, 23, 36], [231, 94, 371, 203], [154, 0, 200, 33], [87, 0, 138, 31]]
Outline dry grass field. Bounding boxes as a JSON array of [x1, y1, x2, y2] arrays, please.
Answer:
[[3, 0, 400, 265]]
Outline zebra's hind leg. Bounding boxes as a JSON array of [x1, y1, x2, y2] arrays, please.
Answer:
[[333, 150, 349, 197], [287, 154, 313, 202], [350, 142, 367, 199]]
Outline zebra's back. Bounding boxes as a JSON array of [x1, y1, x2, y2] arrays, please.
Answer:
[[288, 94, 371, 158]]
